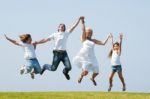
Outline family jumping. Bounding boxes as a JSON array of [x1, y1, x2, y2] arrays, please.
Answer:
[[4, 16, 126, 92]]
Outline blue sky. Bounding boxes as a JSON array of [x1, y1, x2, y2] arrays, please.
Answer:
[[0, 0, 150, 92]]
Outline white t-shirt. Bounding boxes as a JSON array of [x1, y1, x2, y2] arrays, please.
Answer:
[[111, 50, 121, 66], [19, 42, 36, 59], [48, 31, 70, 50]]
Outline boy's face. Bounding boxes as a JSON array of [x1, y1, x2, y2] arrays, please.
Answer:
[[58, 24, 65, 32]]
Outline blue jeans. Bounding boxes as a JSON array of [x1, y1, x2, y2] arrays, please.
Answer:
[[44, 50, 72, 74], [25, 58, 42, 74], [112, 65, 122, 73]]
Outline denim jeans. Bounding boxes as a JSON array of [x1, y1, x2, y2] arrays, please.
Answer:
[[112, 65, 122, 73], [25, 58, 42, 74], [44, 50, 72, 74]]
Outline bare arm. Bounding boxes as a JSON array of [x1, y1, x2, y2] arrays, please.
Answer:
[[93, 33, 111, 45], [110, 33, 113, 48], [119, 33, 123, 54], [81, 18, 86, 42], [34, 38, 50, 45], [67, 16, 82, 33], [4, 34, 21, 46]]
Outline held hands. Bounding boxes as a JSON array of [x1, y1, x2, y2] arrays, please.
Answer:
[[108, 33, 113, 39], [32, 41, 38, 46], [80, 16, 85, 24]]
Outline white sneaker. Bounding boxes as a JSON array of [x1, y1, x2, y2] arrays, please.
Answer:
[[20, 66, 25, 75], [122, 86, 126, 91]]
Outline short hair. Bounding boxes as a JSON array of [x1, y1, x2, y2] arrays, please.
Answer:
[[58, 23, 66, 32]]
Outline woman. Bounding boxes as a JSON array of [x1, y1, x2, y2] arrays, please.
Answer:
[[73, 17, 111, 86]]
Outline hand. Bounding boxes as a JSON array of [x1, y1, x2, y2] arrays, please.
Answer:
[[119, 33, 123, 39], [80, 16, 85, 20], [109, 33, 113, 38], [108, 33, 112, 38], [32, 41, 37, 45], [4, 34, 9, 40], [80, 16, 85, 24]]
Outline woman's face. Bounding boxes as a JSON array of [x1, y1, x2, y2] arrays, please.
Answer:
[[58, 24, 65, 32], [85, 28, 93, 39]]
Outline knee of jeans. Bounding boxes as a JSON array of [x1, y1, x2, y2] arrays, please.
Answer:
[[36, 69, 42, 74], [67, 66, 72, 71], [51, 65, 57, 71]]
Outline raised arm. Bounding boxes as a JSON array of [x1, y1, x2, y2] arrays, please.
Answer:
[[67, 16, 82, 33], [81, 17, 86, 42], [93, 33, 111, 45], [4, 34, 21, 46], [119, 33, 123, 53], [110, 33, 113, 48]]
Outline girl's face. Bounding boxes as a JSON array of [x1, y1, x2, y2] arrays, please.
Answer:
[[27, 37, 32, 44], [58, 24, 65, 32], [85, 28, 93, 39], [113, 44, 120, 50]]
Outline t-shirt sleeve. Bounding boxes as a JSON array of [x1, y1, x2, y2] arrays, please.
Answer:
[[18, 41, 24, 47], [64, 30, 71, 36], [47, 33, 55, 40]]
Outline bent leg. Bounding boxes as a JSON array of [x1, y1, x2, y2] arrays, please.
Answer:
[[62, 52, 72, 74], [91, 73, 99, 86], [78, 70, 88, 83]]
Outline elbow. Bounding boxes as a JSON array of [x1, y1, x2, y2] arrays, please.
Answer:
[[102, 42, 106, 45]]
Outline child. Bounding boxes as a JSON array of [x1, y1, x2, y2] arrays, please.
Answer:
[[73, 17, 111, 86], [108, 33, 126, 91], [4, 34, 42, 79], [34, 16, 83, 80]]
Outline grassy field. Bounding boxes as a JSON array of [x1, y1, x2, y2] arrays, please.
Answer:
[[0, 92, 150, 99]]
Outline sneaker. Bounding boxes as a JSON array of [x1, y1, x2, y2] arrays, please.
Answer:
[[78, 77, 83, 83], [30, 73, 35, 79], [63, 72, 70, 80], [90, 78, 97, 86], [122, 86, 126, 91], [108, 85, 113, 92], [40, 67, 46, 75], [40, 64, 49, 75], [20, 66, 25, 75], [108, 86, 112, 92]]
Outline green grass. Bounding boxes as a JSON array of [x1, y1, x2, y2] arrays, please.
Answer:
[[0, 92, 150, 99]]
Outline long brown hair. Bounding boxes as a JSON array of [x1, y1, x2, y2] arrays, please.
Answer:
[[19, 34, 31, 43], [108, 42, 120, 58]]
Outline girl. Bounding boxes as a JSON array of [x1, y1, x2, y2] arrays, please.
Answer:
[[34, 16, 83, 80], [73, 17, 111, 86], [4, 34, 42, 79], [108, 33, 126, 91]]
